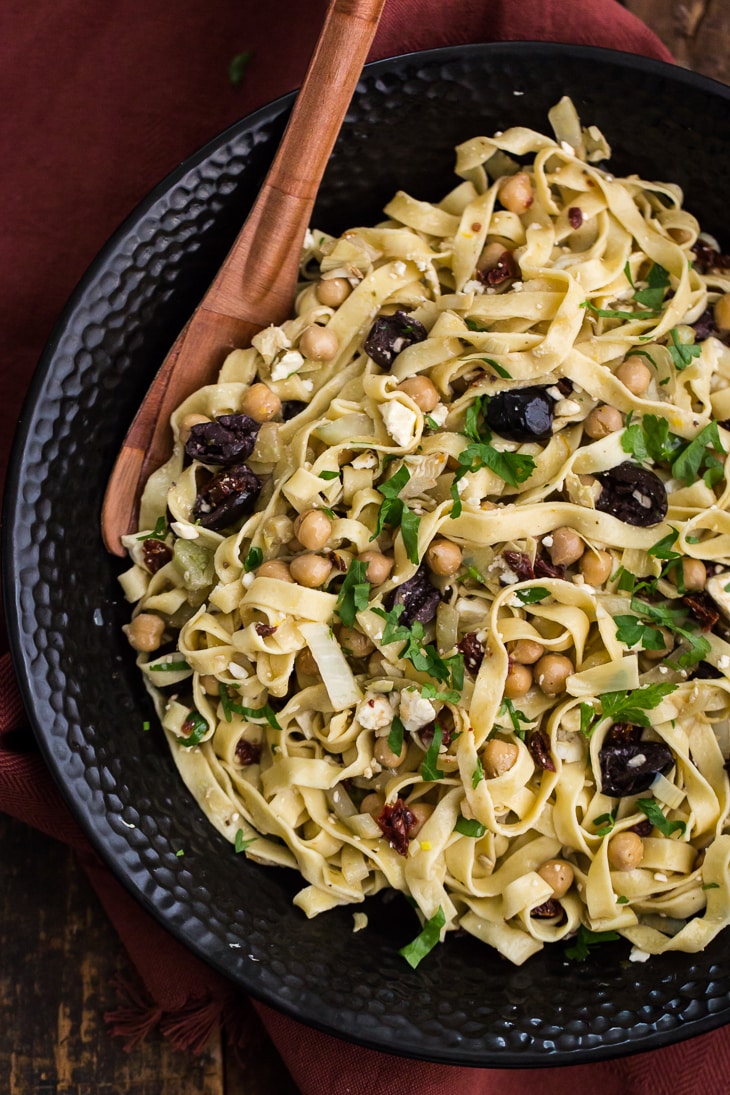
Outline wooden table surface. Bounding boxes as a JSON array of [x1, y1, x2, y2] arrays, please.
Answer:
[[2, 4, 728, 1092]]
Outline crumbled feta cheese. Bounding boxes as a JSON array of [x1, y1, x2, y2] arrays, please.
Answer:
[[560, 140, 575, 155], [271, 349, 304, 381], [627, 753, 647, 768], [554, 398, 582, 417], [302, 228, 315, 251], [512, 281, 523, 292], [629, 948, 651, 963], [381, 400, 418, 447], [228, 662, 248, 680], [719, 655, 730, 670], [356, 692, 394, 730], [654, 872, 668, 882], [391, 260, 407, 277], [242, 571, 255, 588], [302, 378, 314, 392], [428, 403, 449, 426], [398, 688, 437, 733], [462, 279, 486, 294], [542, 534, 554, 548], [170, 521, 199, 540]]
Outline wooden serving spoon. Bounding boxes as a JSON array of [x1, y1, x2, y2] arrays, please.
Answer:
[[101, 0, 387, 555]]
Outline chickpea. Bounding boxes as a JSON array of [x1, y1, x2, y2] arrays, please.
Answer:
[[257, 559, 293, 582], [316, 277, 352, 308], [289, 553, 332, 588], [296, 648, 319, 677], [641, 626, 675, 661], [374, 735, 408, 769], [240, 382, 282, 423], [583, 404, 623, 440], [338, 626, 375, 659], [714, 291, 730, 331], [678, 557, 706, 592], [126, 613, 165, 652], [477, 240, 508, 273], [579, 549, 613, 587], [534, 653, 574, 696], [548, 526, 585, 567], [407, 801, 434, 837], [199, 674, 219, 695], [499, 171, 534, 214], [179, 412, 210, 443], [425, 538, 463, 577], [504, 662, 533, 699], [358, 550, 394, 585], [537, 859, 575, 899], [299, 324, 340, 361], [294, 509, 332, 551], [483, 738, 519, 778], [509, 638, 545, 665], [397, 375, 440, 413], [361, 792, 385, 818], [608, 830, 644, 871], [615, 356, 652, 396]]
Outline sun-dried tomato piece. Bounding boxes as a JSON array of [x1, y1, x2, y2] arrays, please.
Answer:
[[682, 591, 720, 632], [568, 207, 583, 229], [235, 739, 262, 766], [376, 798, 417, 856], [193, 463, 262, 531], [458, 632, 485, 675], [692, 239, 730, 274], [503, 550, 535, 581], [255, 623, 277, 637], [142, 538, 172, 574], [628, 818, 653, 837], [383, 563, 441, 627], [534, 554, 565, 580], [185, 413, 260, 467], [477, 249, 520, 287], [530, 898, 564, 920], [528, 729, 556, 772]]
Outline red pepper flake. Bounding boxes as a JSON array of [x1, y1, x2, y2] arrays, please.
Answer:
[[471, 221, 482, 232], [376, 798, 416, 856], [568, 206, 583, 229]]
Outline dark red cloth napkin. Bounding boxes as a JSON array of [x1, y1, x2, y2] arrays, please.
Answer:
[[5, 2, 729, 1092]]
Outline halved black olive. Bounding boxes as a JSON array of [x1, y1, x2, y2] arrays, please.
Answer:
[[599, 739, 674, 797], [364, 310, 427, 368], [595, 462, 667, 527], [485, 386, 554, 442], [192, 463, 262, 530], [184, 413, 260, 467], [383, 563, 441, 627]]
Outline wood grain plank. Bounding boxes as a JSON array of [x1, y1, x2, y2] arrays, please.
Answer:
[[623, 0, 729, 83], [0, 815, 224, 1095]]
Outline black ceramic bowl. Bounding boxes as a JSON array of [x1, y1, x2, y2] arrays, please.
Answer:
[[5, 44, 730, 1066]]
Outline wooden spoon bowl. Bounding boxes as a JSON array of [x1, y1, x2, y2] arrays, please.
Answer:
[[101, 0, 386, 555]]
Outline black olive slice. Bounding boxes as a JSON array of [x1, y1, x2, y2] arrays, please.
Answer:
[[364, 310, 427, 368], [485, 386, 554, 442], [595, 462, 668, 527], [192, 463, 262, 530], [599, 739, 674, 797], [383, 563, 441, 627], [184, 413, 260, 467]]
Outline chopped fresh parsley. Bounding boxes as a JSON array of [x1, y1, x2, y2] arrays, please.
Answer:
[[703, 882, 721, 891], [137, 516, 168, 541], [565, 925, 621, 961], [481, 357, 512, 379], [398, 905, 446, 968], [318, 470, 340, 480], [371, 465, 421, 564], [175, 849, 185, 857], [631, 262, 670, 312], [668, 328, 702, 371], [454, 817, 487, 838], [592, 810, 617, 837], [420, 682, 461, 705], [451, 395, 536, 517], [472, 758, 485, 789], [616, 895, 630, 905], [149, 659, 190, 672], [424, 414, 440, 430], [620, 413, 725, 491], [599, 683, 678, 726], [178, 710, 208, 747], [372, 604, 464, 690], [234, 828, 258, 853], [244, 546, 263, 572], [220, 696, 281, 730], [615, 597, 711, 669], [637, 798, 687, 837], [421, 724, 446, 782], [228, 49, 253, 88], [581, 300, 657, 321], [496, 698, 531, 738], [336, 559, 371, 628], [387, 716, 405, 757], [579, 702, 596, 739], [514, 586, 550, 605]]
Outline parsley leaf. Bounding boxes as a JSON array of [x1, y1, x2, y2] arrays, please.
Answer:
[[454, 817, 487, 838], [149, 659, 190, 672], [225, 700, 281, 730], [420, 682, 461, 705], [496, 698, 531, 738], [672, 421, 725, 486], [565, 925, 621, 961], [633, 263, 670, 311], [599, 683, 677, 726], [398, 905, 446, 968], [178, 710, 208, 747], [234, 828, 258, 853], [137, 516, 168, 541], [371, 466, 421, 564], [481, 357, 512, 379], [592, 810, 617, 837], [581, 300, 657, 321], [668, 328, 702, 371], [244, 546, 263, 572], [388, 716, 405, 757], [515, 586, 550, 605], [318, 470, 340, 480], [228, 49, 253, 88], [421, 724, 446, 782], [579, 702, 597, 739], [336, 559, 371, 628], [637, 798, 687, 837], [472, 758, 485, 788]]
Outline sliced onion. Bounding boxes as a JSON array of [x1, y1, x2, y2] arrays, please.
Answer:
[[298, 622, 363, 710]]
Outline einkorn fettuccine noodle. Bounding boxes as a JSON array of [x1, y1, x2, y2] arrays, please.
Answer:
[[119, 99, 730, 967]]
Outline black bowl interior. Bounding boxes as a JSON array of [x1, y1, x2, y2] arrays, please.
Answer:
[[4, 44, 730, 1066]]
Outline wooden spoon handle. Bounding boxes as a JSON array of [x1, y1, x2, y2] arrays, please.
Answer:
[[101, 0, 385, 554], [206, 0, 388, 322]]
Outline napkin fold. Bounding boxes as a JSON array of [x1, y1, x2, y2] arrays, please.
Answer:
[[2, 2, 725, 1093]]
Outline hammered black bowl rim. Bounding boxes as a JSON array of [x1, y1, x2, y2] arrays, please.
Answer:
[[4, 41, 730, 1068]]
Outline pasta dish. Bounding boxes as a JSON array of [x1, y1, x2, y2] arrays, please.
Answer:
[[119, 98, 730, 966]]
